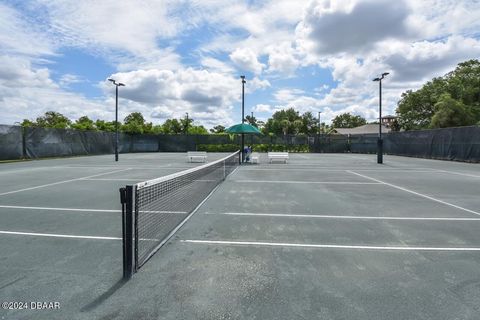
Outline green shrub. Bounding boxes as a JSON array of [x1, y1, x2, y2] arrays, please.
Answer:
[[251, 144, 310, 152], [197, 143, 310, 153], [197, 144, 239, 152]]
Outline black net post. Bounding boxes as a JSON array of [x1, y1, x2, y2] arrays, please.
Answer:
[[377, 138, 383, 164], [120, 186, 134, 279]]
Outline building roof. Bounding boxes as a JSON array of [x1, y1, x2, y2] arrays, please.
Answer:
[[333, 124, 391, 135], [382, 115, 397, 119]]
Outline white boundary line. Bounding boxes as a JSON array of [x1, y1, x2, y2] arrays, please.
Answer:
[[62, 166, 194, 170], [181, 239, 480, 251], [433, 169, 480, 178], [347, 170, 480, 216], [84, 178, 141, 181], [0, 205, 186, 215], [0, 205, 119, 213], [204, 212, 480, 221], [0, 168, 132, 196], [239, 168, 437, 172], [0, 230, 121, 240], [232, 180, 381, 185]]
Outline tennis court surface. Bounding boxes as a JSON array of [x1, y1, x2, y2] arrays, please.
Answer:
[[1, 152, 480, 319]]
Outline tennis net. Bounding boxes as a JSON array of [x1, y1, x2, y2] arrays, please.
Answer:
[[120, 151, 240, 278]]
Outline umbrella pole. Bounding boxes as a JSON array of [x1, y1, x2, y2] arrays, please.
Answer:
[[241, 133, 245, 162]]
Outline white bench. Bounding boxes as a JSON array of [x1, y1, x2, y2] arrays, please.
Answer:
[[251, 153, 259, 164], [268, 152, 289, 164], [187, 151, 207, 163]]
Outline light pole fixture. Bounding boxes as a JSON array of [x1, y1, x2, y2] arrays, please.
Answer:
[[108, 78, 125, 162], [372, 72, 389, 164], [241, 75, 246, 163]]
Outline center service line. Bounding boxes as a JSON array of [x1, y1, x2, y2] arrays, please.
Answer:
[[346, 170, 480, 216], [181, 240, 480, 252]]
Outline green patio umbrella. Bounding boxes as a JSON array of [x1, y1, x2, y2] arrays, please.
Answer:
[[225, 123, 262, 134]]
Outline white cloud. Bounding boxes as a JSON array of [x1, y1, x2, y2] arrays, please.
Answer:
[[229, 48, 265, 74], [200, 57, 235, 74], [0, 58, 109, 124], [266, 42, 301, 76], [0, 3, 55, 57], [253, 104, 273, 113], [297, 0, 415, 55], [1, 0, 479, 130], [383, 36, 480, 82], [247, 77, 271, 92], [59, 74, 85, 88], [0, 56, 56, 89], [101, 68, 248, 126]]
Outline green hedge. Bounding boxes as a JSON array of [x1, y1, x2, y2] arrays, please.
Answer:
[[252, 144, 310, 152], [197, 143, 310, 152], [197, 144, 239, 152]]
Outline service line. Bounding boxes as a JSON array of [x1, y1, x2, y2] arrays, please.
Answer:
[[204, 212, 480, 221], [232, 180, 381, 185], [181, 239, 480, 251]]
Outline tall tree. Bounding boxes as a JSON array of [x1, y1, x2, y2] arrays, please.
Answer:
[[161, 119, 183, 134], [210, 125, 226, 134], [122, 112, 151, 134], [188, 125, 209, 134], [301, 111, 319, 135], [245, 115, 258, 127], [331, 113, 367, 128], [430, 94, 475, 128], [35, 111, 71, 129], [263, 108, 301, 135], [397, 59, 480, 129], [20, 119, 36, 127], [71, 116, 96, 131], [95, 120, 117, 132], [180, 116, 194, 134]]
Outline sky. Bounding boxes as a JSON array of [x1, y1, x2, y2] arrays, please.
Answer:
[[0, 0, 479, 129]]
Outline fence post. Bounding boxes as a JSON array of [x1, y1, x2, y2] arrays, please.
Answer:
[[21, 126, 27, 159]]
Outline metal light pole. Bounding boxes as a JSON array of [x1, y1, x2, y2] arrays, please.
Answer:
[[318, 111, 322, 134], [108, 78, 125, 162], [185, 112, 189, 135], [241, 75, 246, 163], [373, 72, 389, 164]]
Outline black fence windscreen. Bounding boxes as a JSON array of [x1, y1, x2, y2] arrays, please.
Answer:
[[0, 124, 478, 162], [25, 127, 115, 158], [383, 126, 480, 162], [0, 125, 24, 160]]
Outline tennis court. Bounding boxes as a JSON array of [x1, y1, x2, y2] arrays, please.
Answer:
[[1, 153, 480, 319]]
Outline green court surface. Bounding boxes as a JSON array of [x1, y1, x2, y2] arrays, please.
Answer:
[[1, 153, 480, 319]]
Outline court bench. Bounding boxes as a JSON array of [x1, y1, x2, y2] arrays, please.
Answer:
[[251, 153, 259, 164], [186, 151, 207, 163], [267, 152, 289, 164]]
